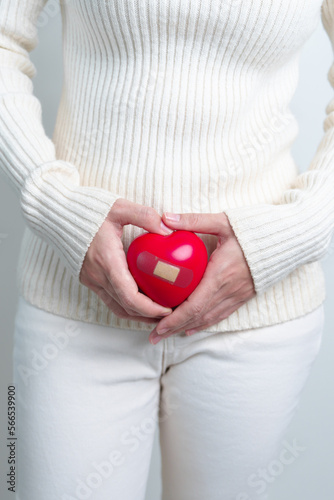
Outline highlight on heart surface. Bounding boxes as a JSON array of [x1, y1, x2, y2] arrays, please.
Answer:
[[126, 230, 208, 308]]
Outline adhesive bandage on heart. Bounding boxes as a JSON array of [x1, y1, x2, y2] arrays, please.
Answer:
[[136, 251, 193, 288]]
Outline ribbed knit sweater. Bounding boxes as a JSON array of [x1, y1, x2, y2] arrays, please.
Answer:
[[1, 0, 333, 333]]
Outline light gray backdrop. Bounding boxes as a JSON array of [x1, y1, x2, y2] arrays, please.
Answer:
[[1, 2, 334, 499]]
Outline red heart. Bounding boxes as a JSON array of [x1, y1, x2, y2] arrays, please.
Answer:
[[126, 230, 208, 308]]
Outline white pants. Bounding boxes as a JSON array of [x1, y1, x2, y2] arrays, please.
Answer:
[[13, 294, 325, 500]]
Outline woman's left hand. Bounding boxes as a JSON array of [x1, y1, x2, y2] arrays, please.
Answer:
[[148, 211, 256, 345]]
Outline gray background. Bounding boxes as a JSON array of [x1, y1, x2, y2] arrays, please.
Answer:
[[1, 2, 334, 498]]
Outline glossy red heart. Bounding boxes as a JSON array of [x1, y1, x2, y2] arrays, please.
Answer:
[[126, 230, 208, 308]]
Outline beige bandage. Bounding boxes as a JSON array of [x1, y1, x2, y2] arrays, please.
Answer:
[[153, 260, 180, 283]]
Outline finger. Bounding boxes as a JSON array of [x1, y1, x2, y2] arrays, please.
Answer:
[[150, 262, 222, 334], [94, 287, 164, 324], [109, 198, 173, 236], [183, 299, 247, 336], [161, 211, 229, 236], [181, 297, 245, 334], [104, 236, 173, 318], [98, 272, 148, 316], [152, 296, 206, 335], [150, 298, 246, 344]]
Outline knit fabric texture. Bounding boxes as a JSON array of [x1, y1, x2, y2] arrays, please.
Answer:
[[0, 0, 333, 332]]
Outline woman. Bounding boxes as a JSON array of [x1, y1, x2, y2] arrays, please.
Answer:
[[1, 0, 332, 498]]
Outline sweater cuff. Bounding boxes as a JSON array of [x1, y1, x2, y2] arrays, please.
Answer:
[[223, 197, 333, 296], [20, 160, 121, 278]]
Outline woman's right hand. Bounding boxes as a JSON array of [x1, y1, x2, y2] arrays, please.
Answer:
[[79, 198, 174, 323]]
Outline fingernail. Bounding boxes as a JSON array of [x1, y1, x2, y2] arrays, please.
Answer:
[[150, 335, 161, 345], [186, 329, 197, 336], [160, 308, 172, 315], [157, 327, 169, 335], [160, 221, 173, 234], [164, 212, 180, 222]]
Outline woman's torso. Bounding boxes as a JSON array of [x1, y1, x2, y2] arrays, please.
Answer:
[[16, 0, 327, 333]]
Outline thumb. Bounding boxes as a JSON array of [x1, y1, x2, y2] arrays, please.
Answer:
[[162, 211, 227, 235], [108, 198, 173, 236]]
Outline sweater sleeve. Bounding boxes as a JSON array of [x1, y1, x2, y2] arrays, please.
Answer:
[[223, 0, 334, 296], [0, 0, 121, 278]]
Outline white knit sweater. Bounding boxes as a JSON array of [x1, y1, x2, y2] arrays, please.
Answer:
[[1, 0, 333, 333]]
